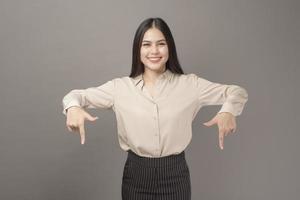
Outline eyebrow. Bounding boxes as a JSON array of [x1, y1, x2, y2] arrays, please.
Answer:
[[142, 39, 166, 43]]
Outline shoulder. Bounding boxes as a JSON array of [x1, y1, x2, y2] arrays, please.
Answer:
[[176, 72, 213, 89], [177, 72, 201, 82], [113, 76, 132, 83], [108, 76, 136, 87], [106, 75, 129, 83]]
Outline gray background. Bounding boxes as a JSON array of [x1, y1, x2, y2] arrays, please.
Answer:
[[0, 0, 299, 199]]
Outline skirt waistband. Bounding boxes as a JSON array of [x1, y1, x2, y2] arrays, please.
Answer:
[[126, 150, 186, 168]]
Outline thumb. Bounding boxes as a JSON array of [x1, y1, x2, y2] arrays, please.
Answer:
[[85, 113, 99, 122], [203, 118, 216, 127]]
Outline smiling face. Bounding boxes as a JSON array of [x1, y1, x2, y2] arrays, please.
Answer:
[[140, 28, 169, 73]]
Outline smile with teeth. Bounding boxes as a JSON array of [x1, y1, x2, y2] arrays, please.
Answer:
[[148, 57, 162, 62]]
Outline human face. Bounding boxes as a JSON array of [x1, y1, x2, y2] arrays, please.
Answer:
[[140, 28, 169, 73]]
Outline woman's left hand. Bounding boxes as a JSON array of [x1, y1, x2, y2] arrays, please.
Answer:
[[203, 112, 237, 150]]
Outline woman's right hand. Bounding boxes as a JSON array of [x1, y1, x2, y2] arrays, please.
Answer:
[[66, 106, 98, 145]]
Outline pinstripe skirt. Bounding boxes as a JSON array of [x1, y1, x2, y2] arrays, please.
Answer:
[[122, 150, 191, 200]]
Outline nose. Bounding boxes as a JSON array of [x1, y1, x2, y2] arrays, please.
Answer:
[[150, 45, 159, 54]]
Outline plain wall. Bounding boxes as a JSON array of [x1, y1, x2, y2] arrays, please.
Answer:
[[0, 0, 299, 199]]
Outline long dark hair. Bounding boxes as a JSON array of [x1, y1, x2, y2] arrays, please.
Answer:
[[129, 18, 184, 77]]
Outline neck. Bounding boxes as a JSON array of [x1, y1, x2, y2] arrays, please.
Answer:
[[143, 67, 166, 84]]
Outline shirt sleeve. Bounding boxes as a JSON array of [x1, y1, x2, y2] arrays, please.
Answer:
[[62, 79, 115, 115], [191, 74, 248, 116]]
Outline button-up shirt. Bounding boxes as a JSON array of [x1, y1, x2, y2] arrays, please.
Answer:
[[62, 69, 248, 158]]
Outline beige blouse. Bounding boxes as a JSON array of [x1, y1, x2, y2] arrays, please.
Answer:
[[62, 69, 248, 158]]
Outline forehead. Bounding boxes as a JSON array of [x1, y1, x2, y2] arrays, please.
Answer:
[[142, 28, 166, 41]]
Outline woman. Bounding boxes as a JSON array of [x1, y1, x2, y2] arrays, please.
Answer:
[[62, 17, 248, 200]]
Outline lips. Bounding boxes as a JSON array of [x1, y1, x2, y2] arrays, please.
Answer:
[[148, 57, 162, 62]]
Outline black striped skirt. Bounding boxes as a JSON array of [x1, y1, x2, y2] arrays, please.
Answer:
[[122, 150, 191, 200]]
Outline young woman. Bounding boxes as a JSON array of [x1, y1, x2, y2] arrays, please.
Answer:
[[62, 17, 248, 200]]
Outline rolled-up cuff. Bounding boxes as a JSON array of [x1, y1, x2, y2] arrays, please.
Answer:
[[218, 102, 241, 117], [62, 102, 81, 115]]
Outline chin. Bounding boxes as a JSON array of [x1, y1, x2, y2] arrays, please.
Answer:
[[144, 62, 167, 70], [145, 65, 165, 72]]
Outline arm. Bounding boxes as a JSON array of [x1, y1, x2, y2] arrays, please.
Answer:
[[192, 74, 248, 116], [61, 79, 115, 145], [62, 79, 116, 115], [192, 73, 248, 150]]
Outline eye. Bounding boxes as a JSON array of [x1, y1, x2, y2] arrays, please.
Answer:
[[159, 43, 166, 46], [142, 43, 150, 46]]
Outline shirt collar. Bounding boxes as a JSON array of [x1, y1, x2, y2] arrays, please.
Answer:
[[132, 69, 173, 87]]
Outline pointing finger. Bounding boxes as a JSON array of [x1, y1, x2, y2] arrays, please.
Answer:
[[219, 132, 224, 150], [79, 124, 85, 145]]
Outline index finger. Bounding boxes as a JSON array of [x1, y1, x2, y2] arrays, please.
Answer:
[[79, 123, 85, 145], [217, 121, 225, 150], [219, 130, 224, 150]]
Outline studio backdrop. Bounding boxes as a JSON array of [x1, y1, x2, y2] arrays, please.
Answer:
[[0, 0, 299, 199]]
